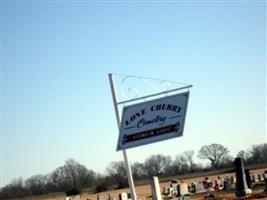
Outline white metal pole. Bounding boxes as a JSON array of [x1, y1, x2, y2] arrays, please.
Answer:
[[108, 73, 137, 200]]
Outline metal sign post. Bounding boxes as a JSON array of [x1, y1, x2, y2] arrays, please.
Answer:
[[108, 73, 137, 200], [108, 73, 192, 200]]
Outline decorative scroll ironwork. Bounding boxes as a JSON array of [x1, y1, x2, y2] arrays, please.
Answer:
[[120, 75, 139, 100], [113, 73, 192, 104]]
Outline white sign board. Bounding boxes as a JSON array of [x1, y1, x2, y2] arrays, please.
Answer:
[[117, 91, 189, 151]]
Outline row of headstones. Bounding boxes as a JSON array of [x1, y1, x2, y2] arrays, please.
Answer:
[[162, 178, 233, 198], [65, 195, 81, 200], [96, 165, 267, 200], [65, 193, 126, 200], [96, 173, 267, 200], [97, 193, 128, 200], [97, 192, 146, 200], [237, 170, 267, 190], [250, 173, 266, 184], [161, 172, 267, 198]]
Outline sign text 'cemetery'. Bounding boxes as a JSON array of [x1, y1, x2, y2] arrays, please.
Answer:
[[117, 92, 189, 150]]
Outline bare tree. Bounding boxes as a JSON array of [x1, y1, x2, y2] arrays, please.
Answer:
[[198, 144, 229, 168], [50, 166, 67, 191], [247, 143, 267, 164], [0, 177, 26, 199], [131, 162, 147, 180], [220, 155, 234, 167], [63, 159, 94, 190], [106, 161, 128, 189], [172, 150, 196, 174], [25, 174, 47, 195], [144, 154, 172, 176], [173, 154, 187, 173], [48, 158, 96, 194], [80, 169, 96, 188], [94, 174, 114, 193]]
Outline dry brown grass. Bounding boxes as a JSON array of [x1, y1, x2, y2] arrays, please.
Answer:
[[14, 168, 267, 200]]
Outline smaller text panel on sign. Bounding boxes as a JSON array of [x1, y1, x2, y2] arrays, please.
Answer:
[[117, 91, 190, 151]]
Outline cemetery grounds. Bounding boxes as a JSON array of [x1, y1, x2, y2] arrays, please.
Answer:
[[11, 167, 267, 200]]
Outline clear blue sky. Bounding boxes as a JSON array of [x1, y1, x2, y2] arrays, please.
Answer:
[[1, 0, 266, 187]]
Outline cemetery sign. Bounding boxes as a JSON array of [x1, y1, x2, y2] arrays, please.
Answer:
[[117, 91, 190, 151]]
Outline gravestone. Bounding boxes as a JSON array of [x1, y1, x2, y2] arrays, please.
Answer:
[[187, 185, 191, 194], [167, 187, 174, 198], [127, 193, 131, 200], [230, 176, 236, 185], [223, 178, 233, 190], [150, 176, 162, 200], [170, 180, 178, 195], [202, 178, 208, 190], [109, 193, 117, 200], [264, 170, 267, 192], [258, 174, 263, 182], [245, 169, 252, 188], [215, 177, 223, 190], [195, 182, 205, 193], [97, 194, 104, 200], [74, 195, 81, 200], [119, 192, 128, 200], [207, 180, 213, 188], [234, 157, 252, 197], [251, 174, 256, 183], [162, 187, 167, 195], [255, 174, 259, 183], [178, 183, 189, 196], [176, 184, 180, 196], [190, 183, 196, 194], [260, 174, 264, 182], [172, 196, 190, 200], [171, 183, 178, 195], [205, 190, 217, 199]]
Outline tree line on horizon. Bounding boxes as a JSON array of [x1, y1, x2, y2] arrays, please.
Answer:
[[0, 143, 267, 199]]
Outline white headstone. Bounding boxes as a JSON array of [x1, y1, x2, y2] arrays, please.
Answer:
[[74, 195, 81, 200], [119, 192, 128, 200], [150, 176, 162, 200], [179, 183, 189, 196], [259, 174, 264, 182], [216, 179, 223, 187], [207, 180, 213, 188], [171, 182, 178, 194], [195, 182, 205, 193], [162, 187, 167, 194], [168, 187, 174, 197], [109, 193, 115, 200], [97, 194, 104, 200]]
